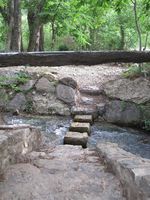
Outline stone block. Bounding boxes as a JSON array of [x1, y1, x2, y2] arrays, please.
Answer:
[[69, 122, 91, 135], [74, 115, 93, 124], [64, 132, 88, 148]]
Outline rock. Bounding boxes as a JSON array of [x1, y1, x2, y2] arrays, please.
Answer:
[[97, 103, 106, 116], [79, 86, 103, 95], [74, 115, 93, 124], [64, 132, 88, 148], [96, 142, 150, 200], [32, 94, 70, 115], [69, 122, 91, 135], [71, 105, 98, 119], [0, 145, 124, 200], [104, 100, 141, 125], [32, 94, 48, 114], [56, 84, 76, 105], [20, 80, 36, 91], [8, 93, 27, 111], [0, 126, 42, 177], [59, 77, 78, 89], [47, 100, 70, 116], [103, 78, 150, 104], [0, 114, 5, 125], [35, 77, 55, 93], [0, 89, 9, 108]]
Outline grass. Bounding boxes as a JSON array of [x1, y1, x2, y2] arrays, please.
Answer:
[[123, 64, 150, 79]]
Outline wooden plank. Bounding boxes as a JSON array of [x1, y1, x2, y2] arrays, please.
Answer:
[[0, 51, 150, 67]]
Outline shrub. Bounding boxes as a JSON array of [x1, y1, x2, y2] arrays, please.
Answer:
[[58, 44, 69, 51], [123, 64, 150, 78]]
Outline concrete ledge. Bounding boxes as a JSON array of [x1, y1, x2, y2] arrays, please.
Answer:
[[0, 125, 42, 178], [96, 142, 150, 200]]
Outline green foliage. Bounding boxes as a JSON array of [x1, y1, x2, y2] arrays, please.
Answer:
[[0, 71, 30, 93], [143, 120, 150, 131], [0, 0, 150, 50], [58, 44, 69, 51], [123, 64, 150, 78], [25, 100, 34, 113]]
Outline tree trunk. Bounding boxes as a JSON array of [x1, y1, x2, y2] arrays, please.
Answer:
[[39, 26, 44, 51], [27, 0, 45, 52], [11, 0, 21, 51], [133, 0, 142, 51], [0, 51, 150, 67], [119, 24, 125, 50], [27, 10, 41, 52], [51, 21, 56, 50]]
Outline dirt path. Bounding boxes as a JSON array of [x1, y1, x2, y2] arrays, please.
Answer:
[[0, 64, 125, 88], [0, 145, 125, 200]]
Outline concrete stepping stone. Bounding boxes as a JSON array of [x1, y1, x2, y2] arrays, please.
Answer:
[[74, 115, 93, 124], [69, 122, 91, 135], [64, 132, 88, 148]]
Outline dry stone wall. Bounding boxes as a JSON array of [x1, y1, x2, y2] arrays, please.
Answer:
[[0, 71, 79, 116]]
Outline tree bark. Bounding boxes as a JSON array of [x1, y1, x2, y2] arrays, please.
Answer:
[[132, 0, 142, 51], [39, 26, 44, 51], [11, 0, 21, 51], [27, 0, 45, 52], [0, 51, 150, 67]]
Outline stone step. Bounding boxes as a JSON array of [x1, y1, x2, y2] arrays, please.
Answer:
[[64, 132, 88, 148], [79, 95, 100, 106], [74, 115, 93, 124], [69, 122, 91, 136], [79, 86, 103, 96], [71, 106, 98, 119]]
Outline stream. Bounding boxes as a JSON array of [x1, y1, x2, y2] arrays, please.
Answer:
[[4, 114, 150, 159]]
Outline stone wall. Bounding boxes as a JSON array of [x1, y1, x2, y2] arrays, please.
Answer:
[[0, 124, 42, 178], [0, 71, 79, 116], [97, 142, 150, 200]]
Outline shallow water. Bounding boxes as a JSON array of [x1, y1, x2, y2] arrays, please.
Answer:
[[90, 122, 150, 159], [4, 115, 150, 159]]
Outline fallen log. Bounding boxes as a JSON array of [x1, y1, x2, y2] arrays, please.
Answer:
[[0, 51, 150, 67]]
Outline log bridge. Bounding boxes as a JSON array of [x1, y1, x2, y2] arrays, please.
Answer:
[[0, 51, 150, 67]]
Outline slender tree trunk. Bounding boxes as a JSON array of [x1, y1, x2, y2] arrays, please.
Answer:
[[51, 21, 56, 50], [6, 0, 13, 51], [132, 0, 142, 51], [39, 25, 44, 51], [143, 32, 149, 51], [119, 24, 125, 50]]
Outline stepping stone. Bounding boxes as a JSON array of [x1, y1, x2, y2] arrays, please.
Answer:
[[64, 132, 88, 148], [69, 122, 91, 136], [74, 115, 93, 124], [71, 106, 98, 119]]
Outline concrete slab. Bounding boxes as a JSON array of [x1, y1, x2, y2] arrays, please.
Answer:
[[64, 132, 88, 148], [69, 122, 91, 135], [74, 115, 93, 124]]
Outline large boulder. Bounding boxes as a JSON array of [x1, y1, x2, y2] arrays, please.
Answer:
[[32, 94, 70, 115], [20, 80, 36, 92], [35, 77, 55, 93], [56, 84, 76, 105], [104, 100, 141, 125], [8, 93, 27, 112], [59, 77, 78, 89], [103, 78, 150, 104]]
